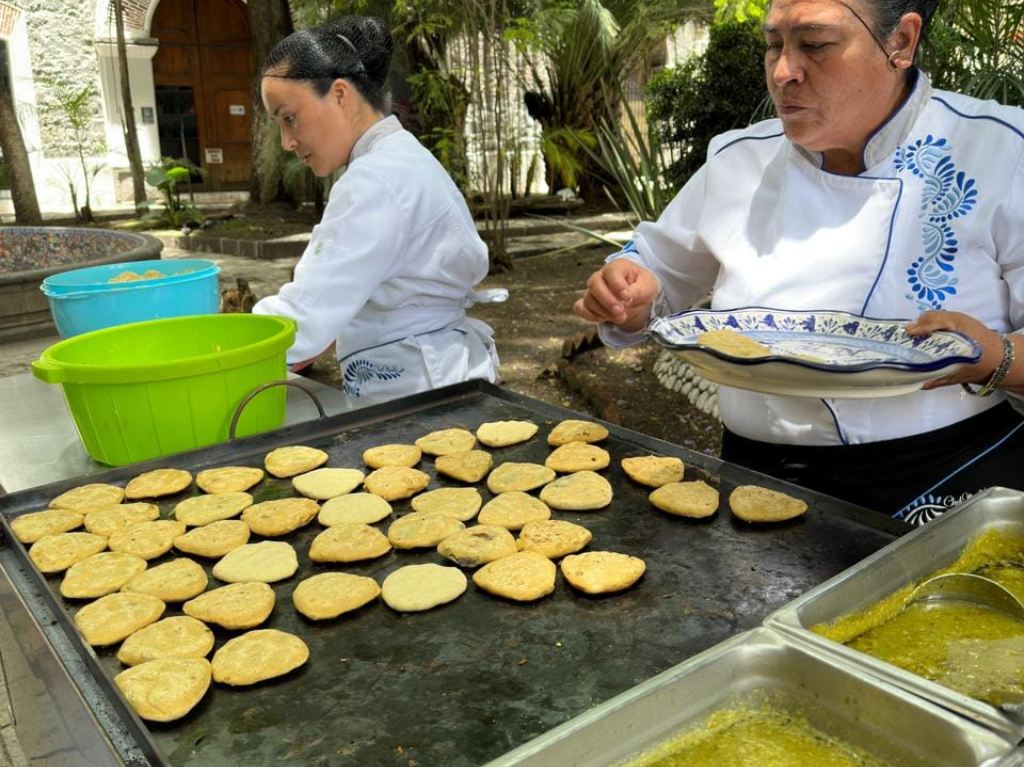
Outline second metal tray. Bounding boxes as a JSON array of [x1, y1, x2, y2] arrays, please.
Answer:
[[766, 486, 1024, 743], [485, 626, 1022, 767]]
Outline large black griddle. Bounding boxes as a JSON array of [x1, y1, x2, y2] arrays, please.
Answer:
[[0, 380, 907, 766]]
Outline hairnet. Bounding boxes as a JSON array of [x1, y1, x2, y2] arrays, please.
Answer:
[[261, 15, 393, 112]]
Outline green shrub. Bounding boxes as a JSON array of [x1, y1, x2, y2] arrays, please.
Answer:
[[919, 1, 1024, 109], [143, 157, 204, 229], [645, 20, 767, 188]]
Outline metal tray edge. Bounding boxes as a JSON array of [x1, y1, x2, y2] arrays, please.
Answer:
[[762, 487, 1024, 745], [0, 517, 169, 766], [484, 625, 1020, 766]]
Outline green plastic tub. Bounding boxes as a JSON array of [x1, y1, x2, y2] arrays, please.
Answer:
[[32, 314, 297, 466]]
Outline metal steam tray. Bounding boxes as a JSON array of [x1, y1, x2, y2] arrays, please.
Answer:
[[486, 626, 1022, 767], [766, 486, 1024, 744]]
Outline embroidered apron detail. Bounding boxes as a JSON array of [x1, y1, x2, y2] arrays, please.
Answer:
[[893, 416, 1024, 525], [896, 491, 977, 527], [335, 318, 498, 409], [894, 135, 978, 311], [342, 359, 405, 397]]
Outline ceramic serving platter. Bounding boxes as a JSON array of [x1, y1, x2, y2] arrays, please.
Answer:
[[646, 307, 981, 398]]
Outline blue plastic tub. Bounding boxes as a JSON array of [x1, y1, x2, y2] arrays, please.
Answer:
[[41, 259, 220, 337]]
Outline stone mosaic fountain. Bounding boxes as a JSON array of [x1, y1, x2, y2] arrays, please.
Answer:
[[0, 227, 162, 341]]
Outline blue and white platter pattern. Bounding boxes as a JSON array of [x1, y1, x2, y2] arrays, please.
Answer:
[[646, 307, 981, 399]]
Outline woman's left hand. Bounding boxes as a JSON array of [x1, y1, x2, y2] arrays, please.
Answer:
[[904, 310, 1004, 389]]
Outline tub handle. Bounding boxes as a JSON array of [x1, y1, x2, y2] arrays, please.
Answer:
[[30, 358, 64, 383], [229, 379, 326, 440]]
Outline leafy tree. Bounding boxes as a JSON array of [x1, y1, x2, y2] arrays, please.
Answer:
[[510, 0, 706, 198], [713, 0, 766, 24], [44, 80, 106, 222], [645, 19, 766, 189], [920, 0, 1024, 107], [392, 1, 473, 187]]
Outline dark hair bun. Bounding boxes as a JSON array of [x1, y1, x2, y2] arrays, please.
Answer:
[[260, 15, 394, 111], [326, 16, 393, 91]]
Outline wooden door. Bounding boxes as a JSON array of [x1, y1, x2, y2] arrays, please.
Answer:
[[152, 0, 253, 189]]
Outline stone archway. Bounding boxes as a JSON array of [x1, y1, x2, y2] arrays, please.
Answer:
[[149, 0, 254, 189]]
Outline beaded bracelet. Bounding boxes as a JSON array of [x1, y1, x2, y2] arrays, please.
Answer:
[[962, 334, 1016, 397]]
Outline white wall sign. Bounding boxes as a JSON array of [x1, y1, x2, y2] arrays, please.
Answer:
[[229, 104, 245, 116], [205, 148, 224, 164]]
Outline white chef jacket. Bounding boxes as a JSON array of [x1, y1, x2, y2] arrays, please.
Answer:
[[253, 116, 500, 409], [602, 70, 1024, 446]]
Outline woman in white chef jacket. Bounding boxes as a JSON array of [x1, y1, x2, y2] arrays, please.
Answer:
[[253, 16, 500, 408], [576, 0, 1024, 525]]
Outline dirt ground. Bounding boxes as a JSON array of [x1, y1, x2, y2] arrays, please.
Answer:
[[477, 244, 722, 456], [298, 241, 722, 457]]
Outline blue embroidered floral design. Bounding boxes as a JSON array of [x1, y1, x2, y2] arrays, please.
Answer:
[[342, 359, 404, 397], [895, 489, 976, 526], [894, 135, 978, 311], [894, 493, 949, 526]]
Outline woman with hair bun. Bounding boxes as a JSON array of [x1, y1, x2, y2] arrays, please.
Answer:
[[575, 0, 1024, 524], [253, 15, 501, 408]]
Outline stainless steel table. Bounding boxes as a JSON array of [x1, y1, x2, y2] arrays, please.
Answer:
[[0, 372, 350, 495]]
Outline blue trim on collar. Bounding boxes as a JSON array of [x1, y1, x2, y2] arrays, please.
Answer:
[[859, 68, 923, 169], [820, 398, 849, 445], [859, 175, 904, 314], [931, 95, 1024, 141], [713, 131, 785, 157]]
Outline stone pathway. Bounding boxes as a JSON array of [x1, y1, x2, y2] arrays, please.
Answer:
[[0, 668, 27, 767]]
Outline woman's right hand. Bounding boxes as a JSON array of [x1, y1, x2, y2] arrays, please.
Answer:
[[574, 259, 660, 332]]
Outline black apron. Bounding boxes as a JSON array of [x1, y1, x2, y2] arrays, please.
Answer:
[[721, 401, 1024, 526]]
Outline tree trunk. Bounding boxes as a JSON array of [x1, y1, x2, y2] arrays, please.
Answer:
[[0, 59, 41, 224], [113, 0, 148, 212], [250, 116, 284, 204], [246, 0, 293, 204]]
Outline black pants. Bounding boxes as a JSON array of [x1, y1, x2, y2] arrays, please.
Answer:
[[721, 401, 1024, 526]]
